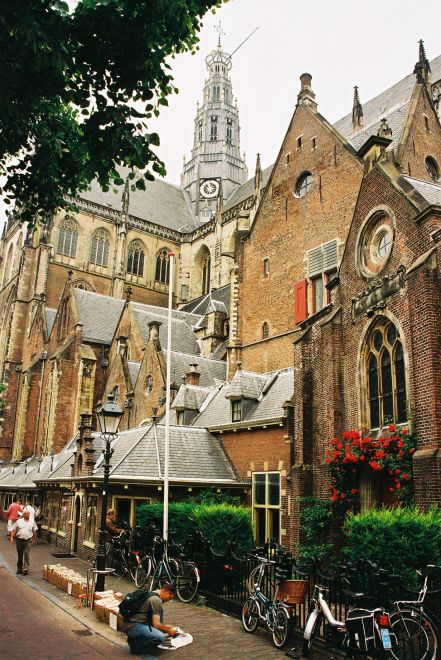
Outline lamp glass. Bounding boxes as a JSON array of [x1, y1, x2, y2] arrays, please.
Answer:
[[97, 397, 123, 435]]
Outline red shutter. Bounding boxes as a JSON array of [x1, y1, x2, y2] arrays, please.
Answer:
[[294, 279, 308, 324]]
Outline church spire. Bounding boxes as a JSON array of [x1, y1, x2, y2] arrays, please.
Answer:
[[414, 39, 431, 86], [352, 85, 363, 131]]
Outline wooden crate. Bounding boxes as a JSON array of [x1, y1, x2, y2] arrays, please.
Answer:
[[276, 579, 309, 605]]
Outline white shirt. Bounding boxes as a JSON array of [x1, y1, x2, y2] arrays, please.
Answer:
[[23, 504, 35, 524], [13, 517, 37, 540]]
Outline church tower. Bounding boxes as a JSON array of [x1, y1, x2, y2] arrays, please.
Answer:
[[181, 35, 248, 221]]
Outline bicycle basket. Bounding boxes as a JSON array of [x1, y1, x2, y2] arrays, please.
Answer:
[[345, 609, 376, 652], [276, 579, 309, 605]]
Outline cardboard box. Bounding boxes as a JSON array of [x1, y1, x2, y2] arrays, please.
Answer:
[[42, 565, 48, 580]]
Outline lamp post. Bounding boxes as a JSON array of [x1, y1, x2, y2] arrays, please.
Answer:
[[95, 393, 123, 591]]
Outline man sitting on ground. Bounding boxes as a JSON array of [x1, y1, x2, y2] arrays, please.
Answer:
[[125, 583, 179, 654]]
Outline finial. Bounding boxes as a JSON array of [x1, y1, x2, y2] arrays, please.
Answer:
[[352, 85, 363, 130], [215, 21, 225, 48], [67, 269, 73, 281], [254, 153, 262, 192], [377, 118, 392, 139], [121, 175, 130, 217], [414, 39, 431, 85], [297, 73, 317, 111], [125, 285, 133, 302]]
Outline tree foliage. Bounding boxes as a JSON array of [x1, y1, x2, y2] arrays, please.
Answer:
[[0, 0, 226, 226]]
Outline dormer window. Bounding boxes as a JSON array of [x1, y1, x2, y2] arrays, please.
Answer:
[[231, 399, 242, 423], [177, 411, 184, 426]]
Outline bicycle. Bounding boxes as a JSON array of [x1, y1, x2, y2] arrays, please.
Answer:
[[141, 535, 200, 603], [388, 565, 440, 660], [303, 582, 396, 658], [241, 554, 294, 649], [108, 528, 139, 581]]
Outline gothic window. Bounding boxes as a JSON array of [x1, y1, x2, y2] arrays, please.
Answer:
[[202, 255, 211, 295], [224, 87, 229, 103], [212, 85, 220, 101], [57, 217, 78, 258], [145, 375, 153, 396], [73, 280, 93, 291], [425, 156, 440, 182], [198, 121, 203, 142], [210, 116, 218, 141], [89, 228, 110, 267], [127, 240, 145, 277], [262, 322, 269, 339], [226, 117, 233, 143], [155, 249, 169, 284], [364, 319, 407, 430], [85, 495, 97, 543], [294, 171, 313, 198]]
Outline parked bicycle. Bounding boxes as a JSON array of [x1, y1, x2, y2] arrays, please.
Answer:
[[302, 582, 396, 658], [136, 535, 199, 603], [388, 565, 440, 660], [107, 527, 139, 581], [242, 554, 294, 649]]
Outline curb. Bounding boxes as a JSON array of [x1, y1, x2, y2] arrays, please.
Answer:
[[0, 548, 127, 650]]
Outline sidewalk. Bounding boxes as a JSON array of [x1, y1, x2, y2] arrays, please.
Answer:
[[0, 532, 334, 659]]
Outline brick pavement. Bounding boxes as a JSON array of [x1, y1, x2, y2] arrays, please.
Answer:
[[0, 530, 337, 659]]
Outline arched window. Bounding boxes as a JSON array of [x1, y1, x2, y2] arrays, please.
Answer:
[[155, 249, 169, 284], [2, 244, 13, 286], [145, 375, 153, 396], [73, 280, 94, 292], [364, 319, 407, 429], [202, 254, 211, 295], [89, 228, 110, 267], [127, 240, 145, 277], [262, 322, 269, 339], [57, 217, 78, 258]]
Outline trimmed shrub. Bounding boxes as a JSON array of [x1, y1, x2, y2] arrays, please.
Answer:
[[343, 507, 441, 587], [297, 496, 332, 566], [136, 501, 253, 555]]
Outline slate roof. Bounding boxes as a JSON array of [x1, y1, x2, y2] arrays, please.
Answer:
[[79, 168, 198, 234], [193, 368, 294, 429], [226, 369, 269, 400], [334, 55, 441, 148], [169, 352, 227, 387], [172, 384, 212, 411], [128, 361, 141, 388], [105, 424, 237, 484], [223, 165, 273, 213], [132, 308, 200, 355], [347, 102, 411, 152], [181, 285, 230, 316], [73, 289, 125, 345], [402, 176, 441, 206], [45, 308, 57, 338]]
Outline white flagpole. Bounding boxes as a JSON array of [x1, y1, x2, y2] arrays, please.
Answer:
[[163, 252, 174, 543]]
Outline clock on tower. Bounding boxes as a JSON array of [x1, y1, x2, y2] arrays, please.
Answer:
[[199, 179, 220, 199]]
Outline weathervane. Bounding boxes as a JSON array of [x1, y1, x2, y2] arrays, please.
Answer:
[[215, 21, 225, 48]]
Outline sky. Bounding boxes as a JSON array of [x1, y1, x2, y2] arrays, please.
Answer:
[[1, 0, 441, 223]]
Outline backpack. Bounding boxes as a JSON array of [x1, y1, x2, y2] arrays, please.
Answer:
[[118, 589, 157, 621]]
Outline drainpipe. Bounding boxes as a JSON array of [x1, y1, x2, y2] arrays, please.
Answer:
[[33, 352, 47, 455], [11, 364, 22, 454]]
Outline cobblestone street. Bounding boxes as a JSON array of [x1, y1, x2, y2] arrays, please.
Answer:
[[0, 532, 338, 659]]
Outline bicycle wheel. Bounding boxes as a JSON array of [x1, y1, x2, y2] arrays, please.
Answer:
[[135, 556, 152, 588], [302, 610, 322, 657], [176, 562, 199, 603], [272, 606, 293, 649], [242, 598, 260, 633], [389, 609, 439, 660]]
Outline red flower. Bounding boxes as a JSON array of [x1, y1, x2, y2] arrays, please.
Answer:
[[388, 424, 396, 432], [397, 439, 404, 449], [396, 482, 401, 489], [359, 455, 365, 461], [389, 487, 394, 492], [395, 468, 401, 475], [369, 460, 380, 471], [402, 473, 410, 481], [350, 488, 359, 494], [402, 428, 409, 435]]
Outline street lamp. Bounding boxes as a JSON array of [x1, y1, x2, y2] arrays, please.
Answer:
[[95, 393, 123, 591]]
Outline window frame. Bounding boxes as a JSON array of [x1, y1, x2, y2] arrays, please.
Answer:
[[252, 472, 281, 545], [127, 240, 145, 278], [294, 171, 313, 198], [84, 494, 98, 544], [231, 399, 242, 423], [89, 229, 110, 268]]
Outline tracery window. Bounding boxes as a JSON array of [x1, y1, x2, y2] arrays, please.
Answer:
[[155, 249, 169, 284], [210, 116, 218, 141], [127, 240, 145, 277], [89, 228, 110, 267], [365, 319, 407, 430], [57, 217, 78, 258]]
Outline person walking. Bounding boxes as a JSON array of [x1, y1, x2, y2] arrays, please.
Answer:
[[23, 499, 35, 524], [10, 510, 37, 575], [6, 496, 22, 537]]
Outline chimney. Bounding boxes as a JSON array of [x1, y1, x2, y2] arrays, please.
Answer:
[[148, 320, 162, 342], [297, 73, 317, 111], [186, 363, 201, 386]]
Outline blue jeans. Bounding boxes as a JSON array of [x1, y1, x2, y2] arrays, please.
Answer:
[[127, 623, 166, 651]]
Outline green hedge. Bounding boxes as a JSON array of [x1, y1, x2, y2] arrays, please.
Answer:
[[136, 501, 253, 554], [297, 497, 332, 566], [343, 507, 441, 586]]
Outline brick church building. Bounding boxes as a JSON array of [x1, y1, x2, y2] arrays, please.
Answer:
[[1, 39, 441, 557]]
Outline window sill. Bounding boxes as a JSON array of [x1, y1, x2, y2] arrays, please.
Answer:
[[83, 540, 96, 549], [57, 531, 66, 538]]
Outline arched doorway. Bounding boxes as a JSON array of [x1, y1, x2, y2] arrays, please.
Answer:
[[71, 495, 81, 554]]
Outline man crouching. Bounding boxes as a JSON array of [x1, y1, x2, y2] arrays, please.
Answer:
[[125, 583, 178, 654]]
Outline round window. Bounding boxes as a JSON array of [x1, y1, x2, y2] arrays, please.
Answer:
[[357, 211, 394, 279], [376, 229, 393, 259], [425, 156, 440, 182], [294, 172, 313, 198]]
